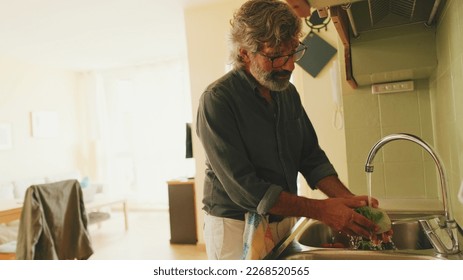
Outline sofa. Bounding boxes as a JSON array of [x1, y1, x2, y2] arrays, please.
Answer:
[[0, 170, 103, 203]]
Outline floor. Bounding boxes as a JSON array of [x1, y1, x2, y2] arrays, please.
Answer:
[[88, 210, 207, 260]]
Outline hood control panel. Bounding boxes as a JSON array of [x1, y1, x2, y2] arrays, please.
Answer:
[[371, 80, 414, 94]]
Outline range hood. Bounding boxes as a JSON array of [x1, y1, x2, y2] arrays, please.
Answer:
[[308, 0, 444, 87], [310, 0, 441, 36]]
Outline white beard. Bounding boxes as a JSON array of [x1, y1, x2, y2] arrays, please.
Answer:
[[249, 59, 291, 92]]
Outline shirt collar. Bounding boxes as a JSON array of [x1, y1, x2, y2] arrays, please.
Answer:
[[235, 68, 261, 96]]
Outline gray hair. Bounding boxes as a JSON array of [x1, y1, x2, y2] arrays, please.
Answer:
[[229, 0, 302, 69]]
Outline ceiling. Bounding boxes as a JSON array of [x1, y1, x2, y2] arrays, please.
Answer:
[[0, 0, 224, 71]]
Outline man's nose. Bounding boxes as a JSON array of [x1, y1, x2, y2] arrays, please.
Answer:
[[280, 56, 296, 71]]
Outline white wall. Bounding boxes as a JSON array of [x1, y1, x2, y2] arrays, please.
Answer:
[[0, 56, 82, 182], [297, 24, 349, 199]]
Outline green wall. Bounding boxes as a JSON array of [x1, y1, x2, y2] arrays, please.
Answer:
[[430, 0, 463, 225]]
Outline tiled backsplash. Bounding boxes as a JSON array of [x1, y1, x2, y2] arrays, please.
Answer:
[[343, 80, 437, 200]]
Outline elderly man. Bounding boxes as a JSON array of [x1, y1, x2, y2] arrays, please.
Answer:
[[196, 0, 379, 260]]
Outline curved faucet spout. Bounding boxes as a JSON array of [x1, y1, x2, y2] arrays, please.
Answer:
[[365, 133, 460, 255]]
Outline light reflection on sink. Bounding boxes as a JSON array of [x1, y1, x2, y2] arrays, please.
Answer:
[[284, 249, 443, 260]]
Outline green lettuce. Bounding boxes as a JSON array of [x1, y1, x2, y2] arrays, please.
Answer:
[[355, 206, 391, 234]]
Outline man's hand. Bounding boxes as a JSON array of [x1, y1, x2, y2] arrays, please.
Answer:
[[310, 196, 380, 238]]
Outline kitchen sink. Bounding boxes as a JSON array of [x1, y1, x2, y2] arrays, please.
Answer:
[[297, 217, 433, 250], [266, 212, 463, 260]]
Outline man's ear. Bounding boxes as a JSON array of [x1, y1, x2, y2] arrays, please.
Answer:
[[239, 49, 250, 63]]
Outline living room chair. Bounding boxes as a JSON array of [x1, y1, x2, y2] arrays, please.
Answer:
[[2, 179, 94, 260]]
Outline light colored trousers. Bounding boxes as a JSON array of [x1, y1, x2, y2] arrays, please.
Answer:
[[203, 213, 296, 260]]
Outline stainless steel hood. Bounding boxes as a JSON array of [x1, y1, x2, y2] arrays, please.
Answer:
[[309, 0, 443, 37]]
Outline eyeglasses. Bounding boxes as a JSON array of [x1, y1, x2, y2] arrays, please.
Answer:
[[257, 42, 307, 68]]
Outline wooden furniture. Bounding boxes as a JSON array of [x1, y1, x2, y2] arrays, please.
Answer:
[[167, 179, 197, 244], [0, 201, 22, 260], [0, 200, 22, 224], [330, 5, 358, 89]]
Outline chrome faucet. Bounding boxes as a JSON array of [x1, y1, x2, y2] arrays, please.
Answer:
[[365, 133, 460, 255]]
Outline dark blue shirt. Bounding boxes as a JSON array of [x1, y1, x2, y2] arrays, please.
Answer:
[[196, 68, 337, 219]]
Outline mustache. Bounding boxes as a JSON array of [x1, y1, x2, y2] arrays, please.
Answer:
[[271, 70, 292, 78]]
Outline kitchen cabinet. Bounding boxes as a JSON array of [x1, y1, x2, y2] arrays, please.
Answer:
[[167, 179, 197, 244]]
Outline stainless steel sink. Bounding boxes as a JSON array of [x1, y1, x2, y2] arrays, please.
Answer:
[[297, 218, 433, 250], [391, 218, 433, 250], [284, 249, 443, 260], [266, 212, 463, 260]]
